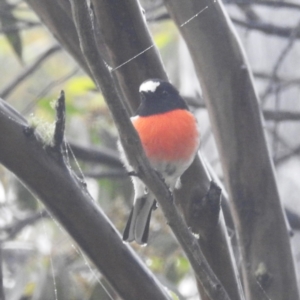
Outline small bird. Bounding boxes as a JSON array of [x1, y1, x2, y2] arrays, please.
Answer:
[[119, 79, 200, 245]]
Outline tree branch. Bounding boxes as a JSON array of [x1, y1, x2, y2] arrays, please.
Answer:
[[0, 44, 61, 99], [275, 144, 300, 166], [263, 110, 300, 122], [185, 96, 300, 122], [165, 0, 299, 299], [231, 17, 300, 40], [26, 0, 90, 76], [1, 210, 49, 241], [52, 91, 66, 151], [260, 21, 300, 102], [69, 143, 123, 168], [82, 170, 127, 179], [224, 0, 300, 10], [145, 7, 300, 41], [90, 0, 168, 110], [22, 0, 244, 299], [91, 2, 246, 300], [0, 97, 170, 300], [69, 1, 233, 299]]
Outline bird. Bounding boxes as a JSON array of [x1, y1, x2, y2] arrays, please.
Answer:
[[119, 79, 200, 245]]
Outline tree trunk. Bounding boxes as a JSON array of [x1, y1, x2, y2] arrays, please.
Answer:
[[165, 0, 299, 299]]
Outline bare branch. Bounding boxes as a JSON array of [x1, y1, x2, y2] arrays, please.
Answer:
[[224, 0, 300, 10], [146, 8, 300, 41], [261, 21, 300, 102], [231, 17, 300, 39], [0, 44, 61, 99], [52, 91, 66, 152], [69, 1, 232, 299], [91, 1, 244, 299], [253, 71, 300, 87], [165, 0, 299, 299], [275, 144, 300, 166], [0, 21, 40, 34], [186, 96, 300, 122], [0, 98, 171, 300], [1, 210, 49, 241], [21, 68, 79, 115], [20, 0, 244, 299], [69, 143, 123, 168], [91, 0, 168, 110], [26, 0, 91, 76], [82, 170, 127, 179], [263, 110, 300, 122]]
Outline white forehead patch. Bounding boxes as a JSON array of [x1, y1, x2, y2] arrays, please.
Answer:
[[139, 81, 160, 93]]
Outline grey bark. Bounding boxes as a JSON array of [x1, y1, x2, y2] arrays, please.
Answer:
[[91, 1, 244, 299], [11, 0, 246, 299], [165, 0, 299, 299], [0, 99, 170, 300]]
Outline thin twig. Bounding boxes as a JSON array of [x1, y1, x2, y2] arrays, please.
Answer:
[[69, 143, 123, 168], [148, 11, 300, 41], [0, 22, 40, 34], [185, 96, 300, 122], [231, 17, 300, 40], [275, 144, 300, 166], [261, 20, 300, 102], [224, 0, 300, 10], [263, 110, 300, 122], [82, 170, 127, 179], [69, 1, 232, 299], [0, 44, 61, 99], [272, 86, 281, 160], [266, 126, 292, 154], [1, 210, 49, 241], [21, 68, 79, 115], [253, 71, 300, 88], [52, 91, 66, 151]]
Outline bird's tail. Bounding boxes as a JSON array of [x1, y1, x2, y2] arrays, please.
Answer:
[[123, 195, 156, 245]]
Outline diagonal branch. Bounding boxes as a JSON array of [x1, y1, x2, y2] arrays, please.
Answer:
[[0, 44, 61, 99], [165, 0, 299, 299], [1, 210, 49, 241], [0, 97, 170, 300], [91, 2, 244, 299], [69, 1, 232, 299]]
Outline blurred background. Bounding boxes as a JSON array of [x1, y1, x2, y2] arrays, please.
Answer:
[[0, 0, 299, 299]]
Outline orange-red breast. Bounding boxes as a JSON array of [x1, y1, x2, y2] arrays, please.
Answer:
[[119, 79, 200, 245]]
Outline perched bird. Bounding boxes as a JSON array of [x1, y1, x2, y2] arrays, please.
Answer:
[[119, 79, 200, 245]]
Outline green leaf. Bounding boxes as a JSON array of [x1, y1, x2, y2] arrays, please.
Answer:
[[176, 256, 190, 274], [65, 76, 96, 96]]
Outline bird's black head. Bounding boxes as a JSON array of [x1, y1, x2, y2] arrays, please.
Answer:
[[136, 79, 188, 116]]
